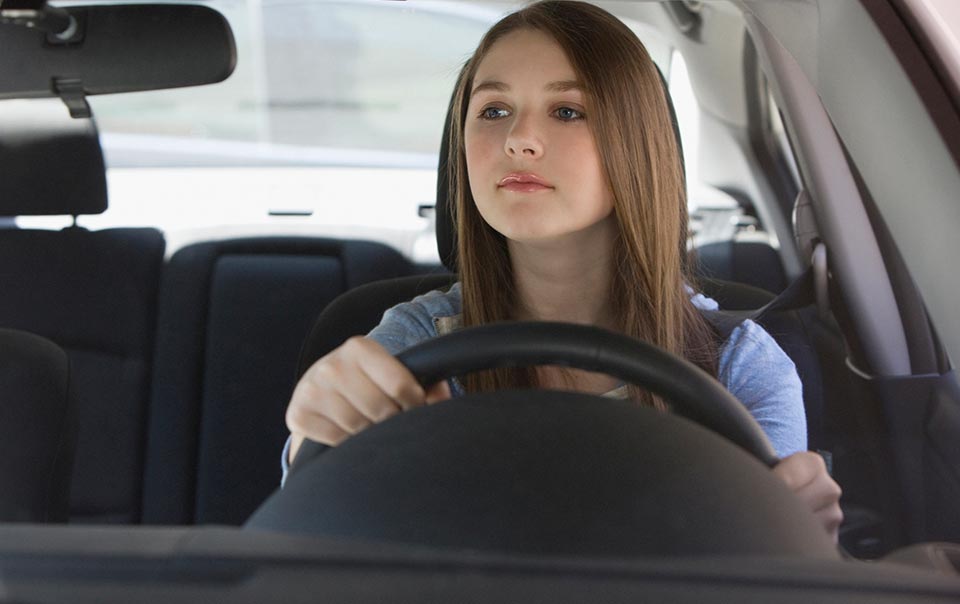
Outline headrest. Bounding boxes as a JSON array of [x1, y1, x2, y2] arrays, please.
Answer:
[[0, 101, 107, 217], [435, 66, 684, 273]]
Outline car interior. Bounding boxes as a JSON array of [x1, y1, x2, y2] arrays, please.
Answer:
[[1, 0, 959, 602]]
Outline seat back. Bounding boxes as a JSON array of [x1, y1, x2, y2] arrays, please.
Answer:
[[296, 273, 455, 379], [0, 328, 74, 523], [142, 237, 416, 525], [694, 237, 788, 294], [0, 109, 166, 523]]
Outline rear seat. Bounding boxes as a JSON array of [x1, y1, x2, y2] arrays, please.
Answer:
[[693, 235, 788, 294], [0, 104, 431, 527], [140, 237, 416, 525], [689, 201, 789, 295], [0, 108, 165, 523], [0, 328, 73, 523]]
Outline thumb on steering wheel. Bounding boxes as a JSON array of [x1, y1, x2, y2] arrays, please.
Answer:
[[425, 380, 452, 405]]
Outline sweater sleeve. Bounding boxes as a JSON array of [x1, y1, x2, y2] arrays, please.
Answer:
[[718, 319, 807, 458], [366, 297, 441, 354], [281, 287, 459, 486]]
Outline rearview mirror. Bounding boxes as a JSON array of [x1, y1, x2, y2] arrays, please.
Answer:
[[0, 3, 236, 100]]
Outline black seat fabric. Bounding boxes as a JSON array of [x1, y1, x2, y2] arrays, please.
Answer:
[[0, 113, 166, 523], [693, 237, 788, 294], [141, 237, 415, 525], [0, 229, 165, 523], [296, 273, 456, 379], [0, 328, 74, 523], [697, 277, 776, 310]]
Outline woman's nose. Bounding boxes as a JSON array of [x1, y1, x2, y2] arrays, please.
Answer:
[[504, 115, 544, 158]]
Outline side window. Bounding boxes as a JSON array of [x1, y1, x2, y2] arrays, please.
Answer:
[[668, 47, 700, 199], [669, 49, 745, 243]]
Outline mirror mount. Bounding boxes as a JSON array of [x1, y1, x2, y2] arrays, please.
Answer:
[[53, 77, 90, 119]]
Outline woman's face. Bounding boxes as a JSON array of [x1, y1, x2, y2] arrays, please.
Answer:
[[464, 28, 614, 245]]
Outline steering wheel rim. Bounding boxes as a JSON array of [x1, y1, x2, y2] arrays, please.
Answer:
[[293, 321, 779, 471], [253, 321, 839, 558]]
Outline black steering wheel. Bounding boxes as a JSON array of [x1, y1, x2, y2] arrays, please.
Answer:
[[247, 322, 837, 559]]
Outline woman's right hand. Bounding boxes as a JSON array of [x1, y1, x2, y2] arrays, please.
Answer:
[[285, 336, 452, 464]]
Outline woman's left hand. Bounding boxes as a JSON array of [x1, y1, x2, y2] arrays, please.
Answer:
[[772, 451, 843, 543]]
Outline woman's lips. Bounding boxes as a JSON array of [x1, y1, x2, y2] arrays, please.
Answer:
[[497, 173, 554, 193]]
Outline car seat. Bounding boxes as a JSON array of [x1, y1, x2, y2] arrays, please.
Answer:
[[0, 328, 74, 522], [140, 237, 417, 525], [0, 103, 166, 522]]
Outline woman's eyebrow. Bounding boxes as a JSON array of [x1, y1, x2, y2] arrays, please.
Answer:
[[470, 79, 584, 98], [545, 80, 583, 92], [471, 80, 509, 97]]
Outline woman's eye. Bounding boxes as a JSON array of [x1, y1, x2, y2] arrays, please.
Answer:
[[555, 106, 584, 121], [479, 106, 510, 120]]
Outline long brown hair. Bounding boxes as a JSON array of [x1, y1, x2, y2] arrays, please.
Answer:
[[449, 0, 718, 407]]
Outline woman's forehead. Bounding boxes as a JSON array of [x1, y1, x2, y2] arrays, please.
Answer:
[[472, 29, 578, 89]]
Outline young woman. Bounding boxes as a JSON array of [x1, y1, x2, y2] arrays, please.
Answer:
[[283, 1, 843, 540]]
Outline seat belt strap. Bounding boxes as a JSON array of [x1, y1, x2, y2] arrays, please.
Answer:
[[701, 265, 816, 339]]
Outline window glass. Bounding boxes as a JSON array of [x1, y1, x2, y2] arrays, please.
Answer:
[[89, 0, 503, 167], [669, 49, 740, 216]]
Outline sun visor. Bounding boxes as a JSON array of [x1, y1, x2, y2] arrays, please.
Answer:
[[0, 3, 236, 102]]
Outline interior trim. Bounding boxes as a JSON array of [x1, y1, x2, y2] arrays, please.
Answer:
[[742, 11, 912, 377]]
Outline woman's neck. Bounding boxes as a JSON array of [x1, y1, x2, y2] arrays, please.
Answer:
[[507, 215, 617, 329]]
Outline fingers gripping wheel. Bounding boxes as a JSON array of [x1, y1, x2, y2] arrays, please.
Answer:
[[292, 322, 779, 470]]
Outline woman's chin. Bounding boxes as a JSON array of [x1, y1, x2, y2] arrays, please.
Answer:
[[497, 217, 617, 249], [502, 227, 584, 248]]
